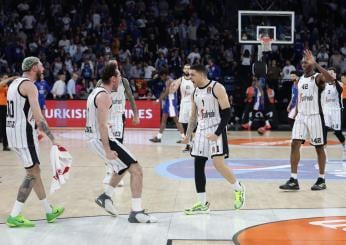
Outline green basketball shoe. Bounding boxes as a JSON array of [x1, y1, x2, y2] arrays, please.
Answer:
[[234, 182, 246, 210], [184, 201, 210, 215], [46, 206, 65, 223], [6, 214, 35, 228]]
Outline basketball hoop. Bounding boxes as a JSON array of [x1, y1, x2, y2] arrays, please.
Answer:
[[260, 36, 273, 52], [258, 36, 273, 61]]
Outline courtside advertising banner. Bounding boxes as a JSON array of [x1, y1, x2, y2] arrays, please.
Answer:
[[45, 100, 161, 128]]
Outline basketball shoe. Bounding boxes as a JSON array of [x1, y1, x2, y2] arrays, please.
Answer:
[[6, 214, 35, 228], [128, 210, 158, 223], [184, 201, 210, 215], [279, 177, 300, 190]]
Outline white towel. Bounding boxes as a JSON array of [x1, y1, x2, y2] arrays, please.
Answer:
[[50, 145, 72, 194]]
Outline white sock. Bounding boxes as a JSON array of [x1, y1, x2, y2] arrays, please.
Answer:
[[197, 192, 207, 204], [249, 121, 252, 126], [233, 180, 242, 191], [157, 133, 162, 139], [181, 133, 185, 139], [319, 174, 325, 179], [10, 201, 24, 217], [131, 198, 142, 212], [291, 173, 298, 179], [265, 120, 270, 126], [105, 185, 115, 198], [41, 198, 52, 213]]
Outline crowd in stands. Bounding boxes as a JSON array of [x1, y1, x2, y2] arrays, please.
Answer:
[[1, 0, 346, 122]]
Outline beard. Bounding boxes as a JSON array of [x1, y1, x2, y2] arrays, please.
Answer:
[[183, 72, 189, 77], [36, 70, 42, 81]]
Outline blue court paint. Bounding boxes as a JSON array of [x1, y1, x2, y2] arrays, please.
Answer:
[[155, 158, 346, 180]]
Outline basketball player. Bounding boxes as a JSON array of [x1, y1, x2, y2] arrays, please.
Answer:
[[173, 64, 195, 151], [149, 69, 185, 143], [322, 68, 345, 161], [287, 71, 299, 125], [279, 50, 336, 191], [86, 62, 157, 223], [182, 64, 245, 214], [6, 57, 64, 227], [97, 60, 140, 187]]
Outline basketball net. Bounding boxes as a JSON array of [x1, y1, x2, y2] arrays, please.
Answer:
[[258, 36, 273, 60]]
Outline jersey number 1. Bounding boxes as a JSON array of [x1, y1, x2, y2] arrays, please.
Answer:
[[7, 100, 14, 118]]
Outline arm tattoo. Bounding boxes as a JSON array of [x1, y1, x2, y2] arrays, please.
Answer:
[[186, 113, 197, 140], [39, 120, 55, 141], [17, 175, 35, 202], [123, 78, 138, 114]]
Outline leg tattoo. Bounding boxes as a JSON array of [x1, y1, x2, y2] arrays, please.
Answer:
[[17, 175, 35, 203]]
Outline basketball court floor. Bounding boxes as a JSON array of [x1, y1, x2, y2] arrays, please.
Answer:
[[1, 129, 346, 245]]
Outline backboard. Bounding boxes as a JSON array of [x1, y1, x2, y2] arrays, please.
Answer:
[[238, 11, 295, 44]]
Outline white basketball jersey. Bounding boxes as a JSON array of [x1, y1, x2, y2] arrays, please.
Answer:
[[110, 79, 126, 114], [194, 80, 221, 130], [6, 77, 38, 148], [180, 76, 194, 103], [297, 73, 322, 115], [86, 87, 108, 139], [322, 82, 342, 110]]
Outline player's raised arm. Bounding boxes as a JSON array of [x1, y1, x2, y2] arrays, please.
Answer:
[[96, 92, 117, 160], [21, 81, 57, 144], [304, 50, 335, 85]]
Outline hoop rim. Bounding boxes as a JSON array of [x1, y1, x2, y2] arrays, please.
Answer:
[[260, 36, 273, 44]]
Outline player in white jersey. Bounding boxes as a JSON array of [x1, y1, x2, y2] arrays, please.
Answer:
[[96, 60, 140, 187], [181, 64, 245, 215], [280, 50, 336, 191], [6, 57, 64, 228], [322, 68, 345, 160], [149, 69, 185, 143], [173, 64, 195, 152], [86, 62, 157, 223]]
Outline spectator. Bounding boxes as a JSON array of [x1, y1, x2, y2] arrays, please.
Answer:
[[207, 58, 221, 81], [81, 62, 93, 81], [187, 47, 201, 65], [267, 60, 281, 93], [76, 80, 87, 99], [129, 62, 143, 79], [329, 49, 343, 72], [252, 57, 268, 79], [170, 49, 182, 78], [22, 11, 36, 31], [35, 74, 51, 113], [155, 52, 168, 70], [143, 61, 156, 79], [67, 73, 78, 99], [281, 60, 296, 80], [316, 46, 329, 68], [51, 74, 66, 99]]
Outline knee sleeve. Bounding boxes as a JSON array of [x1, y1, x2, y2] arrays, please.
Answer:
[[194, 156, 207, 193]]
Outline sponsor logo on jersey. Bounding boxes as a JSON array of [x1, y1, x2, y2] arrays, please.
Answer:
[[200, 109, 215, 119], [112, 99, 123, 105], [300, 94, 314, 102], [207, 87, 212, 94]]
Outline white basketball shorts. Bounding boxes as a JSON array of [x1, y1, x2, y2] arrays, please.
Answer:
[[191, 125, 229, 159], [323, 108, 341, 131], [291, 113, 326, 146]]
